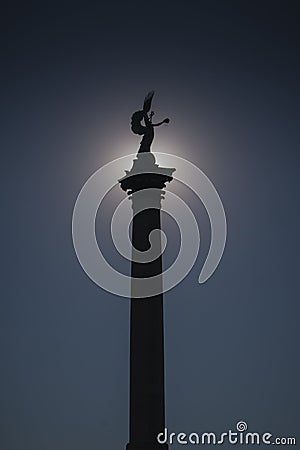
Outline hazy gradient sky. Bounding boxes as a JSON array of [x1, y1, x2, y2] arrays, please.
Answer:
[[1, 2, 299, 449]]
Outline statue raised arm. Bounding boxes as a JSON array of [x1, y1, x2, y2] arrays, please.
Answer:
[[131, 91, 170, 153]]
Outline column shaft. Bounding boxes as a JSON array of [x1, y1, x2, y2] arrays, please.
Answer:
[[127, 208, 167, 450]]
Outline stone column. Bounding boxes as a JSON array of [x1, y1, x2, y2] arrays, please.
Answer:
[[119, 153, 175, 450]]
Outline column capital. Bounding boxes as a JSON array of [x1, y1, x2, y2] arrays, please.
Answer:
[[119, 153, 175, 195]]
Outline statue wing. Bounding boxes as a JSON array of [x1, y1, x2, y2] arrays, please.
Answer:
[[143, 91, 154, 113], [131, 111, 146, 135]]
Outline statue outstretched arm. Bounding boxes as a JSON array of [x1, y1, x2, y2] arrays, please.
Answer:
[[153, 118, 170, 127]]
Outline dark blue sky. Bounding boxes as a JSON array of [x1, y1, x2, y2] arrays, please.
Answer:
[[1, 1, 299, 449]]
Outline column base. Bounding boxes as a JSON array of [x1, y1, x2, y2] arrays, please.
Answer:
[[126, 443, 168, 450]]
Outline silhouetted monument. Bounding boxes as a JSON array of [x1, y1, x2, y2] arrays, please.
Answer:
[[130, 90, 170, 153], [119, 92, 175, 450]]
